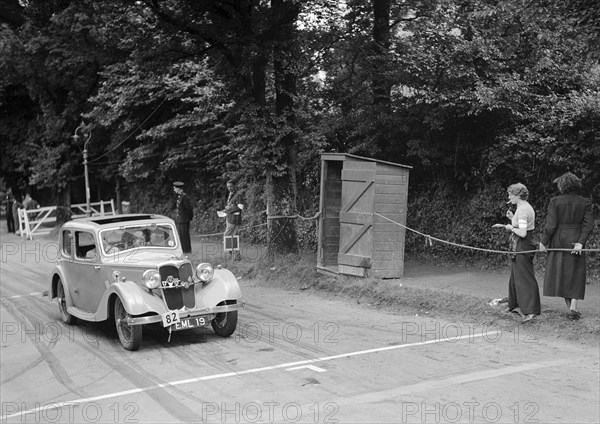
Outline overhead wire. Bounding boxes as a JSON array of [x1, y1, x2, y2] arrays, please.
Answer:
[[88, 97, 167, 164]]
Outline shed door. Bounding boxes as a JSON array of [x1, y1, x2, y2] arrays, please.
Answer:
[[338, 169, 374, 276]]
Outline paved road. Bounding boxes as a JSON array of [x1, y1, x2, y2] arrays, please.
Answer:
[[1, 233, 599, 423]]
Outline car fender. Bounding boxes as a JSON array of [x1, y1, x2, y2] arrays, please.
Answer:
[[194, 268, 243, 309], [95, 281, 167, 321], [49, 265, 74, 306]]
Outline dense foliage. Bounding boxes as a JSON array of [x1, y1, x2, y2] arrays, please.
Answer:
[[0, 0, 598, 268]]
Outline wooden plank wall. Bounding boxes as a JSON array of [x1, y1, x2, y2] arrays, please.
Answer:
[[320, 161, 343, 266], [337, 158, 376, 277], [371, 164, 409, 278]]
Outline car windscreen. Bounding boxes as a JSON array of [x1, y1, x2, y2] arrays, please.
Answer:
[[100, 223, 177, 254]]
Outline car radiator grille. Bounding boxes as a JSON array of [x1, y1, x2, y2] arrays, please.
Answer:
[[159, 263, 196, 310]]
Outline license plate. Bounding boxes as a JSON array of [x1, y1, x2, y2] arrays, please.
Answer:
[[172, 316, 208, 331], [161, 310, 180, 327]]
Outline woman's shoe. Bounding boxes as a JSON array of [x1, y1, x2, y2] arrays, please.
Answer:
[[512, 307, 524, 318], [522, 314, 536, 322], [567, 310, 581, 320]]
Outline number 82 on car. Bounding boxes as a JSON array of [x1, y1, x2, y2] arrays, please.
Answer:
[[162, 311, 208, 330]]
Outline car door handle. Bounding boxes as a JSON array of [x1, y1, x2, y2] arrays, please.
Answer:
[[94, 266, 101, 270]]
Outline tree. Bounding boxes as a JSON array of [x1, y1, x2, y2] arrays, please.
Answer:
[[1, 0, 127, 224], [1, 0, 597, 268]]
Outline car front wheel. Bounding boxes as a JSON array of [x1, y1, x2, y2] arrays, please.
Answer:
[[114, 297, 142, 351], [211, 301, 238, 337], [56, 278, 76, 325]]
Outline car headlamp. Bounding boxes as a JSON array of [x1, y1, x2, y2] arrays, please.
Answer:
[[143, 269, 161, 289], [196, 263, 214, 282]]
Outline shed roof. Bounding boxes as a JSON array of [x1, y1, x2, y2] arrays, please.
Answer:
[[320, 152, 412, 170]]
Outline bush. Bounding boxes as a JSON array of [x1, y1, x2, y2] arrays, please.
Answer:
[[406, 180, 599, 281]]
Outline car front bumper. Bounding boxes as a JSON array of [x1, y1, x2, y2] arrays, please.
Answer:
[[126, 301, 245, 326]]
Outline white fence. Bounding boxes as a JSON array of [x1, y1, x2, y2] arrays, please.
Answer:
[[17, 199, 116, 240]]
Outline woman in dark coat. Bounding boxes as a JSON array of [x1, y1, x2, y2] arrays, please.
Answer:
[[539, 172, 595, 320]]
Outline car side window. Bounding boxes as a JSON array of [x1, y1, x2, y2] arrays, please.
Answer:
[[75, 231, 98, 261], [62, 230, 73, 256]]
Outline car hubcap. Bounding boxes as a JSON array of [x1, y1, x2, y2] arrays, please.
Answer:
[[216, 314, 227, 328]]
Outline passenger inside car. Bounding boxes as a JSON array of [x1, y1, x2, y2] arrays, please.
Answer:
[[85, 247, 98, 259], [149, 229, 169, 246], [133, 230, 146, 246], [75, 231, 98, 260]]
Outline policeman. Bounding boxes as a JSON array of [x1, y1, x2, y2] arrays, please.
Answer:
[[173, 181, 193, 254]]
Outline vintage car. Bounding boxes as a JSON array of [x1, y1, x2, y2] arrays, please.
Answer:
[[47, 214, 243, 351]]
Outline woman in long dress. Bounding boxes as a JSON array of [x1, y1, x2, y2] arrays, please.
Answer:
[[539, 172, 595, 320], [498, 183, 541, 322]]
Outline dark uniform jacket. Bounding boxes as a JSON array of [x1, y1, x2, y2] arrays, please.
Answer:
[[175, 193, 193, 224]]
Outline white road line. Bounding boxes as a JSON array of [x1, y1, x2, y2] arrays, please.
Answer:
[[2, 330, 495, 420], [1, 292, 43, 300], [287, 365, 327, 373]]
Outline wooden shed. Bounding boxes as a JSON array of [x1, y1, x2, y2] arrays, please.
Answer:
[[317, 153, 411, 278]]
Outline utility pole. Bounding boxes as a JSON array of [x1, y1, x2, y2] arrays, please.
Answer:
[[72, 122, 93, 217]]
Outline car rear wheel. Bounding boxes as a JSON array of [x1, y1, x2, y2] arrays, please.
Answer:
[[211, 301, 238, 337], [56, 278, 76, 325], [114, 297, 142, 351]]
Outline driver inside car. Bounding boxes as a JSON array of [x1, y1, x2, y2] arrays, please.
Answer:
[[133, 230, 146, 247], [120, 231, 136, 248]]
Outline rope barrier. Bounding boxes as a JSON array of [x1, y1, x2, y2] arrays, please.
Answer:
[[374, 213, 600, 255], [194, 222, 268, 238], [193, 212, 319, 238], [266, 211, 321, 220]]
